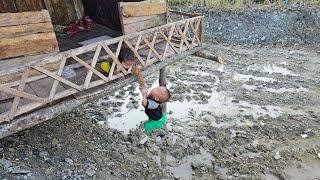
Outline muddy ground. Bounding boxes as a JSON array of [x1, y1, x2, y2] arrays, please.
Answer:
[[0, 42, 319, 179]]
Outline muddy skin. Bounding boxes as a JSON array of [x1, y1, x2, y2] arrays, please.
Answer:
[[0, 43, 319, 179]]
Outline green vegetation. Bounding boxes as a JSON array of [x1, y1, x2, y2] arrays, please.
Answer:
[[168, 0, 320, 7]]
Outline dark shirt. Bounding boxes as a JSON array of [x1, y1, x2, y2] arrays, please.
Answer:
[[145, 98, 162, 120]]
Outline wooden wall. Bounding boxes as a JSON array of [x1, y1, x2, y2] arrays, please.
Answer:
[[0, 0, 84, 25], [0, 10, 59, 60]]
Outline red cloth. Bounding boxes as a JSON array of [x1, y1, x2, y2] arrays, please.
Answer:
[[63, 16, 93, 37]]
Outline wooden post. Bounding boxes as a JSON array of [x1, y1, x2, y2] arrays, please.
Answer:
[[159, 67, 167, 113]]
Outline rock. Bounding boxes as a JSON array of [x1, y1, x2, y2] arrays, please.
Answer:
[[301, 134, 308, 138], [139, 136, 149, 145], [261, 36, 266, 42], [52, 138, 59, 146], [65, 158, 74, 165], [274, 151, 281, 160], [39, 151, 50, 161], [97, 121, 105, 125], [0, 159, 30, 174], [191, 160, 205, 171], [142, 161, 148, 168], [9, 166, 31, 174], [231, 99, 240, 103], [85, 164, 97, 177], [156, 136, 162, 145], [318, 153, 320, 159]]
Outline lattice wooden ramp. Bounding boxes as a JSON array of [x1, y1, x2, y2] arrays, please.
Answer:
[[0, 13, 204, 123]]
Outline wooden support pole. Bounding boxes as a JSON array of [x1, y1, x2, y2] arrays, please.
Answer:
[[194, 50, 224, 64], [159, 67, 167, 113]]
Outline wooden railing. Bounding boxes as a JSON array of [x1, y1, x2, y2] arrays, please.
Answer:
[[0, 14, 204, 123]]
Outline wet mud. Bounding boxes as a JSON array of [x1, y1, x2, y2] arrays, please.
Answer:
[[0, 44, 319, 179]]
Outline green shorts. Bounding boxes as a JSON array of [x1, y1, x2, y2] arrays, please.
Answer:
[[143, 113, 167, 133]]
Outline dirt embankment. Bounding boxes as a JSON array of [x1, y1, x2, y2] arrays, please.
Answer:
[[201, 6, 320, 45]]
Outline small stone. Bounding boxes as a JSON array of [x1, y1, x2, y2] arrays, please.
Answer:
[[139, 136, 149, 145], [97, 121, 105, 125], [301, 134, 308, 138], [86, 168, 96, 177], [85, 163, 96, 177], [261, 36, 266, 42], [52, 138, 59, 146], [142, 161, 148, 168], [318, 153, 320, 159], [66, 169, 72, 177], [8, 165, 30, 174], [39, 151, 49, 161], [0, 159, 13, 169], [65, 158, 74, 165], [156, 136, 162, 145], [289, 50, 294, 54], [8, 148, 15, 153], [231, 99, 239, 103], [274, 151, 281, 160], [304, 129, 312, 134]]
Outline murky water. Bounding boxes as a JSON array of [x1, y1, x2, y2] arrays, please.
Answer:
[[105, 69, 282, 134], [247, 64, 297, 76], [167, 148, 214, 180]]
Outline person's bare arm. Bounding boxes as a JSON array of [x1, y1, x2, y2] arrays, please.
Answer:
[[140, 86, 148, 108]]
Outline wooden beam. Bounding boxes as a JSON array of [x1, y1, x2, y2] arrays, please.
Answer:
[[0, 85, 47, 103], [0, 32, 59, 60], [159, 67, 167, 113], [9, 69, 29, 119], [0, 22, 53, 39], [32, 66, 82, 91], [84, 45, 102, 89], [120, 1, 167, 17], [194, 50, 224, 64], [49, 57, 67, 99], [0, 10, 51, 27], [122, 14, 166, 34], [123, 14, 164, 25]]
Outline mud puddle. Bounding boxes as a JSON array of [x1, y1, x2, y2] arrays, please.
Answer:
[[104, 68, 282, 134]]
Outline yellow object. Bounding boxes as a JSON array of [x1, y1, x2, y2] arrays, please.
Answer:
[[101, 61, 111, 73]]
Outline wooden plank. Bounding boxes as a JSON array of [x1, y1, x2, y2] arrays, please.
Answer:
[[142, 37, 162, 61], [73, 0, 84, 19], [84, 45, 102, 89], [123, 15, 166, 34], [0, 62, 60, 85], [0, 22, 53, 39], [72, 55, 110, 83], [0, 10, 51, 27], [0, 86, 47, 103], [9, 70, 29, 118], [124, 39, 146, 66], [0, 32, 59, 59], [49, 57, 67, 99], [120, 1, 167, 17], [123, 14, 165, 25]]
